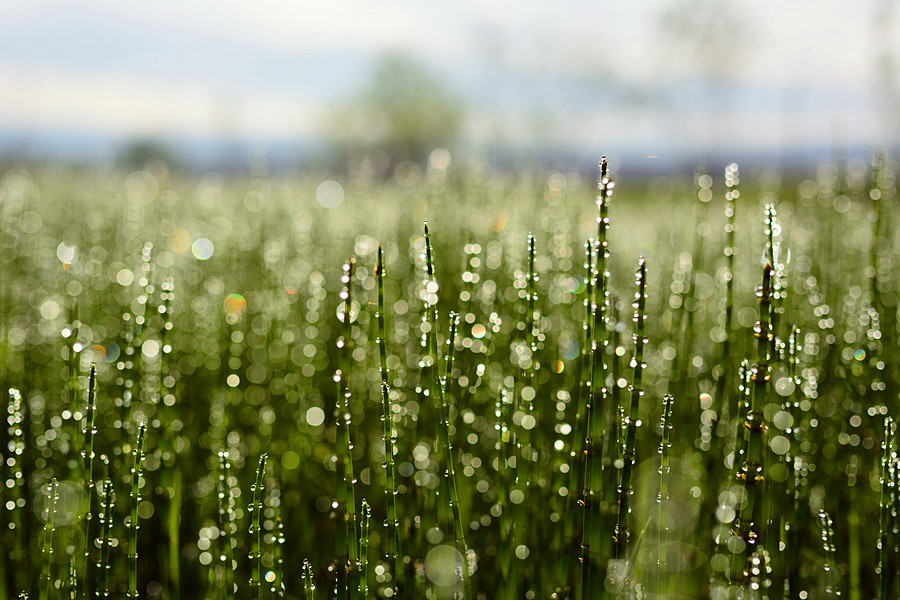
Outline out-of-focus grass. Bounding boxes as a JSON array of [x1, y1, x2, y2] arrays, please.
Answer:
[[0, 155, 898, 600]]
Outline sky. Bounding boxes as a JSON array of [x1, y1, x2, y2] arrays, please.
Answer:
[[0, 0, 898, 169]]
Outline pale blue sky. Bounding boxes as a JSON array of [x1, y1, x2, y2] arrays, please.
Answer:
[[1, 0, 897, 166]]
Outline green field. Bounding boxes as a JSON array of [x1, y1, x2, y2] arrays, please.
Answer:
[[1, 155, 898, 600]]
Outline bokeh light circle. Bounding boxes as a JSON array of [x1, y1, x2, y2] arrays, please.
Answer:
[[192, 238, 214, 260], [316, 180, 344, 208]]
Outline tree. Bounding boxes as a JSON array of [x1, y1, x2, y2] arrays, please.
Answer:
[[330, 52, 464, 169]]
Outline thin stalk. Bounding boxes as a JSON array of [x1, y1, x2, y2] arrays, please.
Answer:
[[497, 387, 514, 588], [657, 394, 673, 594], [879, 416, 896, 599], [303, 559, 316, 600], [359, 499, 370, 598], [612, 258, 647, 590], [376, 246, 402, 596], [415, 222, 440, 559], [564, 239, 593, 568], [81, 363, 97, 600], [730, 360, 752, 477], [716, 162, 738, 427], [582, 159, 615, 598], [818, 510, 838, 598], [96, 477, 113, 600], [596, 161, 620, 579], [423, 222, 450, 530], [765, 204, 785, 361], [579, 238, 597, 600], [68, 557, 78, 600], [595, 161, 615, 488], [506, 233, 539, 597], [784, 327, 802, 594], [273, 515, 285, 598], [250, 454, 267, 600], [732, 264, 773, 587], [622, 515, 653, 586], [158, 277, 180, 600], [604, 293, 624, 554], [6, 389, 26, 592], [890, 453, 900, 596], [335, 258, 359, 600], [521, 233, 539, 509], [439, 313, 472, 599], [39, 478, 60, 600], [217, 450, 237, 599], [128, 423, 147, 600]]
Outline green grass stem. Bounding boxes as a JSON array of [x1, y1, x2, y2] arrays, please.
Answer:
[[715, 163, 738, 427], [335, 258, 360, 600], [5, 389, 26, 593], [80, 363, 97, 600], [731, 264, 773, 587], [439, 313, 472, 599], [359, 499, 370, 598], [39, 478, 60, 600], [578, 237, 598, 600], [303, 559, 316, 600], [878, 416, 896, 599], [657, 393, 673, 594], [376, 246, 403, 596], [250, 454, 267, 600], [96, 476, 113, 600], [612, 258, 647, 585], [128, 423, 147, 600]]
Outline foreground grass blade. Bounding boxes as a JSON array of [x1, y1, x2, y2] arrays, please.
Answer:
[[732, 264, 773, 587], [335, 258, 359, 600], [303, 559, 316, 600], [376, 246, 403, 596], [878, 417, 896, 599], [81, 363, 97, 600], [96, 476, 114, 600], [39, 479, 60, 600], [612, 257, 647, 592], [250, 454, 267, 600], [657, 393, 673, 594], [128, 423, 147, 600]]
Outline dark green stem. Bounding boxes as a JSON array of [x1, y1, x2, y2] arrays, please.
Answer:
[[613, 258, 647, 578], [39, 479, 60, 600], [250, 454, 267, 600], [732, 264, 773, 586], [128, 423, 147, 600], [81, 363, 97, 600], [376, 246, 403, 596]]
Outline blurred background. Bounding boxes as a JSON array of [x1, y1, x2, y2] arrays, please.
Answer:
[[1, 0, 898, 175]]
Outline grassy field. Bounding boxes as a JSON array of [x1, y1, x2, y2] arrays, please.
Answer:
[[0, 154, 898, 600]]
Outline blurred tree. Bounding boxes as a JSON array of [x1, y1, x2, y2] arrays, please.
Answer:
[[330, 52, 464, 171], [117, 139, 179, 171]]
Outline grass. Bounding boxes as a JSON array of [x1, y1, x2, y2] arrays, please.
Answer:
[[0, 153, 899, 600]]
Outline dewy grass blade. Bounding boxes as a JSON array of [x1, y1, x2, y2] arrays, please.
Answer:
[[335, 258, 360, 600], [39, 478, 60, 600], [128, 423, 147, 600], [376, 246, 403, 596], [81, 363, 97, 600], [715, 162, 739, 428], [878, 417, 896, 600], [303, 559, 316, 600], [657, 393, 673, 594], [359, 499, 371, 598], [731, 264, 773, 588], [612, 258, 647, 591], [6, 389, 26, 593], [250, 454, 268, 600]]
